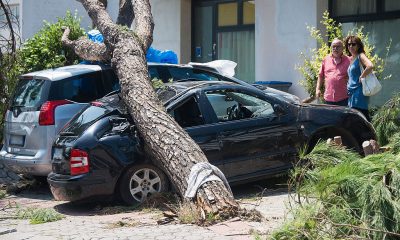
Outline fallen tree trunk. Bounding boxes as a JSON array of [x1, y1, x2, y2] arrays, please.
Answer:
[[68, 0, 238, 217]]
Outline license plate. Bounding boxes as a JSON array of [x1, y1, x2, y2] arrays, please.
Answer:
[[9, 135, 25, 147], [53, 148, 64, 160]]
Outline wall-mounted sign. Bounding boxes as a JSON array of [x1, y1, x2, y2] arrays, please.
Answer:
[[195, 46, 202, 58]]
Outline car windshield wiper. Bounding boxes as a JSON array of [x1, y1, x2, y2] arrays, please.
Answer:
[[104, 89, 121, 97], [175, 78, 208, 82], [9, 104, 25, 109]]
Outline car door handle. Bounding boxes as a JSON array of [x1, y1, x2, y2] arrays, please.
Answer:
[[218, 139, 223, 148]]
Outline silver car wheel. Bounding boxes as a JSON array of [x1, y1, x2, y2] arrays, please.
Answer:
[[129, 168, 162, 202]]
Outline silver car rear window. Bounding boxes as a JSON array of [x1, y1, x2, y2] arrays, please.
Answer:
[[48, 71, 102, 103], [10, 79, 47, 110]]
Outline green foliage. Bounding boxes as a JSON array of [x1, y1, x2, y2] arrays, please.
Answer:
[[388, 133, 400, 155], [18, 11, 85, 72], [372, 93, 400, 146], [0, 11, 85, 141], [0, 54, 21, 141], [16, 207, 65, 224], [271, 203, 323, 239], [151, 78, 173, 90], [272, 141, 400, 239], [151, 78, 166, 89], [297, 11, 390, 99]]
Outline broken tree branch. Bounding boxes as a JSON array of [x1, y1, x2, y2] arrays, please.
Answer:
[[132, 0, 153, 50], [61, 27, 111, 61]]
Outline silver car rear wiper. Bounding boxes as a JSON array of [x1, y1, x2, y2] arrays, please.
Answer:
[[59, 131, 76, 136], [9, 104, 25, 109]]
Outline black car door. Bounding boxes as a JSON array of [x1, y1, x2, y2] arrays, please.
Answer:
[[203, 88, 300, 182], [166, 93, 225, 171]]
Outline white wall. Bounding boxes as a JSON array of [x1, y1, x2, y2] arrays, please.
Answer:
[[150, 0, 187, 63], [21, 0, 119, 40], [255, 0, 318, 99], [0, 0, 21, 45], [19, 0, 186, 62]]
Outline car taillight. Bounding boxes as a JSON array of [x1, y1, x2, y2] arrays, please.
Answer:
[[70, 148, 89, 176], [91, 101, 103, 107], [39, 100, 72, 125]]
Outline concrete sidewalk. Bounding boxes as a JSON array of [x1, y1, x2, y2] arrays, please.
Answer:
[[0, 183, 289, 239]]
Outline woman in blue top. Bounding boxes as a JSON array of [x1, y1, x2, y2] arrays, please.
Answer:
[[345, 35, 374, 121]]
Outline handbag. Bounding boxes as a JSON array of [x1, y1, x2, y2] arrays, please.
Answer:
[[359, 56, 382, 96]]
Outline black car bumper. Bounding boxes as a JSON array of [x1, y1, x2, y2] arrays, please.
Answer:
[[47, 172, 116, 202]]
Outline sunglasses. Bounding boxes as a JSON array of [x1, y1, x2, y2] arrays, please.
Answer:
[[348, 43, 357, 47]]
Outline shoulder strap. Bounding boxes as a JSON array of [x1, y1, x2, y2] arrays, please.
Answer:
[[358, 55, 364, 72]]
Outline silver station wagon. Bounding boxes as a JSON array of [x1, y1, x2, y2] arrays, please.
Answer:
[[0, 64, 119, 176]]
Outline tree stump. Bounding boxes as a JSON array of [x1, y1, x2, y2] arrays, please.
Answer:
[[362, 139, 380, 156]]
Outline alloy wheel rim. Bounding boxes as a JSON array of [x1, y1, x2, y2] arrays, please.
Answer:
[[129, 168, 162, 202]]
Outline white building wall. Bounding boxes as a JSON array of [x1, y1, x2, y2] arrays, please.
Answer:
[[150, 0, 188, 63], [21, 0, 119, 40], [0, 0, 21, 45], [255, 0, 318, 99], [20, 0, 186, 63]]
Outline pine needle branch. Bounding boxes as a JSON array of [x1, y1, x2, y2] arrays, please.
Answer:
[[314, 217, 400, 238]]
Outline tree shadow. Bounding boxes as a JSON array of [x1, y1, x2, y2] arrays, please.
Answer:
[[52, 192, 176, 217], [231, 175, 290, 200]]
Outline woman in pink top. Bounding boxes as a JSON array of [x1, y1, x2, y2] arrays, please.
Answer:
[[316, 39, 350, 106]]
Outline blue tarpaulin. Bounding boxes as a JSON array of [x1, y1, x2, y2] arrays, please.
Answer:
[[87, 29, 104, 44], [146, 47, 178, 64], [85, 30, 178, 64]]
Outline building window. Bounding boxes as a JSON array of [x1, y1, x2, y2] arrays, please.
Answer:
[[330, 0, 400, 106], [333, 0, 376, 16], [330, 0, 400, 21], [385, 0, 400, 11], [217, 0, 255, 28], [216, 0, 255, 82], [193, 0, 255, 82], [243, 0, 255, 25], [0, 4, 19, 23], [218, 2, 238, 27]]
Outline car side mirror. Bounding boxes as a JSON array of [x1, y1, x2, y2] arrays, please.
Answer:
[[273, 104, 285, 116]]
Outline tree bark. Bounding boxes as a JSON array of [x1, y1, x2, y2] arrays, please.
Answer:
[[70, 0, 238, 218]]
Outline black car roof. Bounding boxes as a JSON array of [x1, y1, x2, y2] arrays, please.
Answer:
[[97, 80, 238, 111], [159, 81, 236, 103]]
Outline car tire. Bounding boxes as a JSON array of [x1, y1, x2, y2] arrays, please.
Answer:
[[309, 128, 361, 154], [119, 164, 169, 205]]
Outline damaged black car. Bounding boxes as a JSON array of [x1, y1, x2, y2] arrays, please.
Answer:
[[48, 81, 376, 204]]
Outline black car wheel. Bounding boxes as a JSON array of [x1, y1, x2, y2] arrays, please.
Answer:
[[119, 164, 169, 204]]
